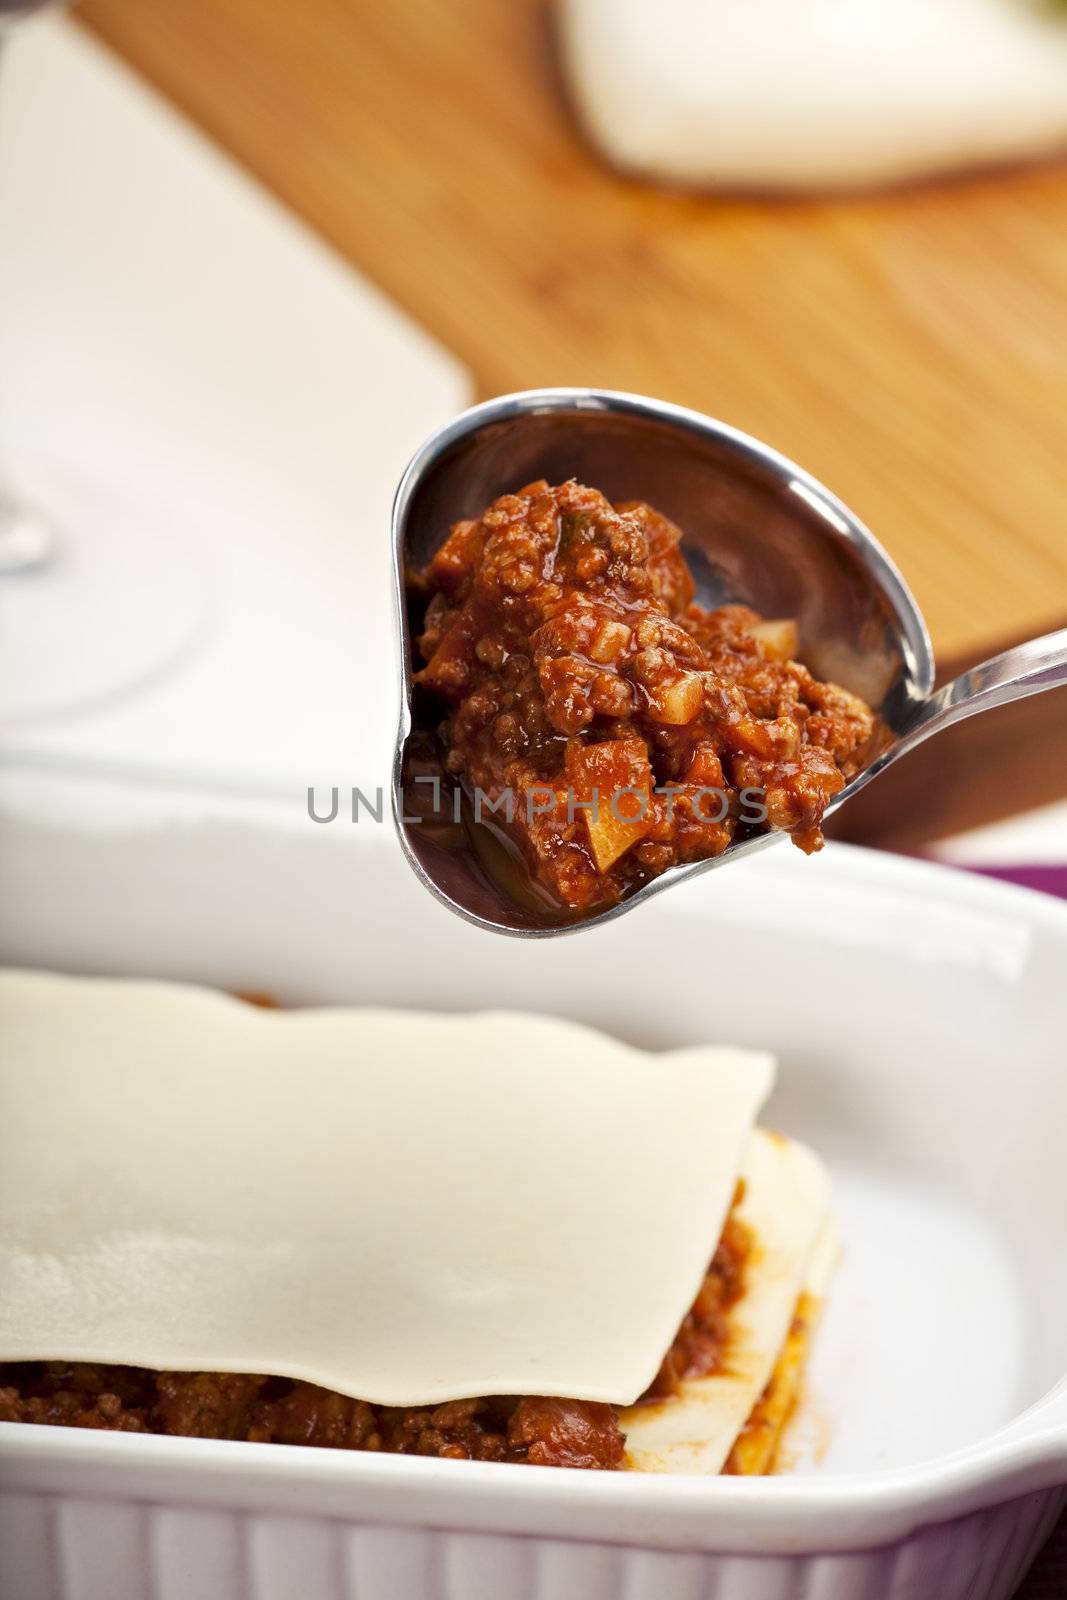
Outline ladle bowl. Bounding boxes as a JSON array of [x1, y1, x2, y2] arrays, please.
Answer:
[[391, 389, 1066, 936]]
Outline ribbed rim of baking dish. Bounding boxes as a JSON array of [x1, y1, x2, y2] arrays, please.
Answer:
[[2, 1383, 1066, 1554]]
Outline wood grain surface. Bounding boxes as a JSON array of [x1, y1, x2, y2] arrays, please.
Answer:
[[74, 0, 1067, 836], [73, 0, 1067, 662]]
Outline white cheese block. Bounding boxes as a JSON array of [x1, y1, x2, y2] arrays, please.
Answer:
[[561, 0, 1067, 192], [0, 972, 774, 1408]]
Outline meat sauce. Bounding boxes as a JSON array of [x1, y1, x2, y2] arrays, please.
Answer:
[[407, 480, 876, 914], [0, 1199, 751, 1470]]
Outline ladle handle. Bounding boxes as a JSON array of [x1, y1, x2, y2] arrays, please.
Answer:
[[897, 627, 1067, 759]]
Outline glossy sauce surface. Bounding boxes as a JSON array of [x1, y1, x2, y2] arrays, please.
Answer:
[[409, 480, 876, 913]]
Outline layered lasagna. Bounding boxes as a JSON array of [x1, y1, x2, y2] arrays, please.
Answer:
[[0, 973, 835, 1472]]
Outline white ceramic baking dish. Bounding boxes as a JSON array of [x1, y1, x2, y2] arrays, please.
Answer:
[[1, 780, 1065, 1600]]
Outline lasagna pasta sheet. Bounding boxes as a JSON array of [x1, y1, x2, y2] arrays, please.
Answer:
[[0, 972, 774, 1408], [621, 1128, 832, 1473]]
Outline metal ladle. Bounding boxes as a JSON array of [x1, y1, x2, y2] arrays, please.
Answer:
[[392, 389, 1067, 937]]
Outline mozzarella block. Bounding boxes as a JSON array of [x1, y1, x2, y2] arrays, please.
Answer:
[[622, 1128, 832, 1473], [0, 972, 774, 1408], [561, 0, 1067, 191]]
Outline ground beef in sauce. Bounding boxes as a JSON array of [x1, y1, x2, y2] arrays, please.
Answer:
[[0, 1198, 750, 1471], [409, 480, 876, 912]]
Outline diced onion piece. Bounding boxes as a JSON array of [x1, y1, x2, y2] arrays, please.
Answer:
[[647, 671, 704, 726], [588, 618, 633, 664], [750, 619, 798, 663], [566, 737, 653, 872]]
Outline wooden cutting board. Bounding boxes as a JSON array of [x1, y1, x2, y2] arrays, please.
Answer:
[[75, 0, 1067, 836]]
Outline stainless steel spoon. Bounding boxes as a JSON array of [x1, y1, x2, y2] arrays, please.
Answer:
[[391, 388, 1067, 937]]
